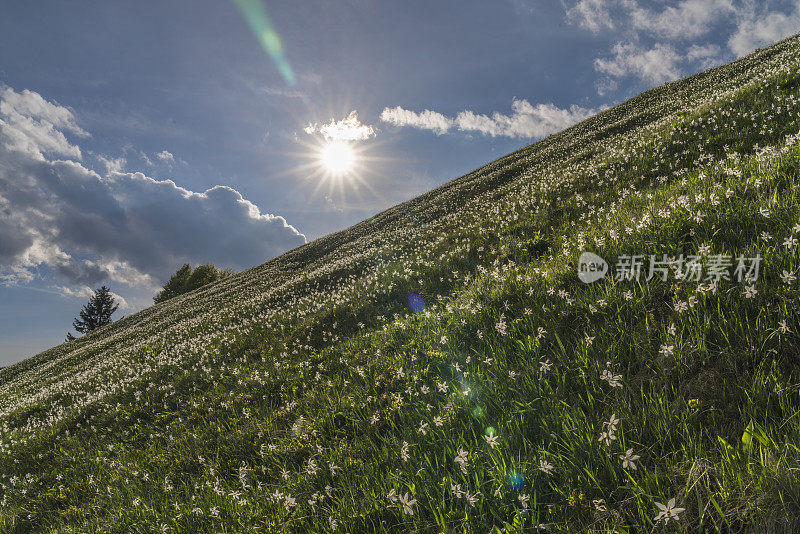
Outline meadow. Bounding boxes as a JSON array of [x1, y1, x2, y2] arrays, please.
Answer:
[[2, 34, 800, 532]]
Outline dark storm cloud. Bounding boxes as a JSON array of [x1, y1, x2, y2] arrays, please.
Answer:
[[0, 86, 306, 288]]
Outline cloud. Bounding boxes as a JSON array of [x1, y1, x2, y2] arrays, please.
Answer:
[[380, 107, 455, 135], [156, 149, 174, 162], [380, 100, 601, 139], [566, 0, 734, 38], [594, 42, 683, 84], [96, 154, 126, 173], [0, 86, 306, 292], [566, 0, 616, 33], [622, 0, 735, 40], [0, 85, 88, 160], [52, 284, 130, 310], [728, 1, 800, 57], [567, 0, 799, 89], [304, 111, 376, 141], [261, 85, 308, 99], [686, 43, 724, 68]]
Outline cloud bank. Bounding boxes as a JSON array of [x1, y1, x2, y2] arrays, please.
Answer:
[[567, 0, 800, 89], [380, 99, 601, 139], [0, 85, 306, 292]]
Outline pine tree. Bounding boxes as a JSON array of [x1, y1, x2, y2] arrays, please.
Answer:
[[72, 286, 119, 334], [65, 332, 76, 342]]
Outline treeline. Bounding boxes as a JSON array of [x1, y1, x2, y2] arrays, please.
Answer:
[[153, 263, 233, 303]]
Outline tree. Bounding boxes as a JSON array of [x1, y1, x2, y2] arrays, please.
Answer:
[[72, 286, 119, 334], [153, 263, 233, 303], [65, 332, 76, 342], [153, 263, 192, 304]]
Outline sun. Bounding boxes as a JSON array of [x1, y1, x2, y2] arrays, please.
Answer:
[[320, 141, 354, 175]]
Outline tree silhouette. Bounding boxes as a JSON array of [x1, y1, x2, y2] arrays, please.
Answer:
[[72, 286, 119, 334]]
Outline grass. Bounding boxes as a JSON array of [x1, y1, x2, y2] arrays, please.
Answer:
[[2, 33, 800, 533]]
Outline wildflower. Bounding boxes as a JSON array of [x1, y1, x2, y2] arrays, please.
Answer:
[[620, 448, 640, 470], [539, 359, 553, 373], [539, 459, 554, 475], [518, 493, 530, 509], [433, 415, 444, 427], [329, 516, 338, 531], [397, 492, 416, 515], [485, 433, 499, 449], [593, 498, 608, 512], [454, 449, 469, 474], [667, 323, 676, 336], [600, 369, 622, 388], [744, 285, 757, 298], [778, 320, 790, 334], [400, 441, 410, 462], [306, 459, 318, 476], [654, 498, 684, 524], [451, 483, 465, 498], [784, 236, 798, 249], [659, 344, 674, 357], [466, 492, 479, 507], [781, 270, 797, 284], [418, 421, 429, 435]]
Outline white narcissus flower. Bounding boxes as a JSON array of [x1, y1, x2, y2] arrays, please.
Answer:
[[397, 492, 416, 515], [539, 459, 554, 475], [620, 448, 640, 470], [485, 433, 499, 449], [654, 498, 684, 524]]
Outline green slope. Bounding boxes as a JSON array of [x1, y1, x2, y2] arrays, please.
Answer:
[[2, 34, 800, 532]]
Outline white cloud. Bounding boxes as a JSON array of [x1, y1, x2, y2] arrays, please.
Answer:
[[96, 154, 126, 174], [686, 43, 724, 68], [156, 149, 174, 162], [567, 0, 616, 33], [379, 106, 455, 135], [380, 99, 601, 139], [52, 284, 130, 309], [0, 85, 88, 160], [0, 86, 307, 293], [623, 0, 735, 40], [304, 111, 376, 141], [728, 1, 800, 57], [594, 42, 683, 84], [567, 0, 799, 90]]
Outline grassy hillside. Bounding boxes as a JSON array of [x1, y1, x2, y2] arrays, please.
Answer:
[[2, 34, 800, 532]]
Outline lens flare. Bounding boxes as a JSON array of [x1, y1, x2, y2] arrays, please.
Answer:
[[508, 471, 525, 490], [407, 292, 425, 312], [233, 0, 296, 86]]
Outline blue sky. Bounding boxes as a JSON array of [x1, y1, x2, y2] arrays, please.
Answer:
[[1, 0, 798, 364]]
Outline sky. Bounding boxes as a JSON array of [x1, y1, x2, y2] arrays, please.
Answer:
[[0, 0, 798, 365]]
